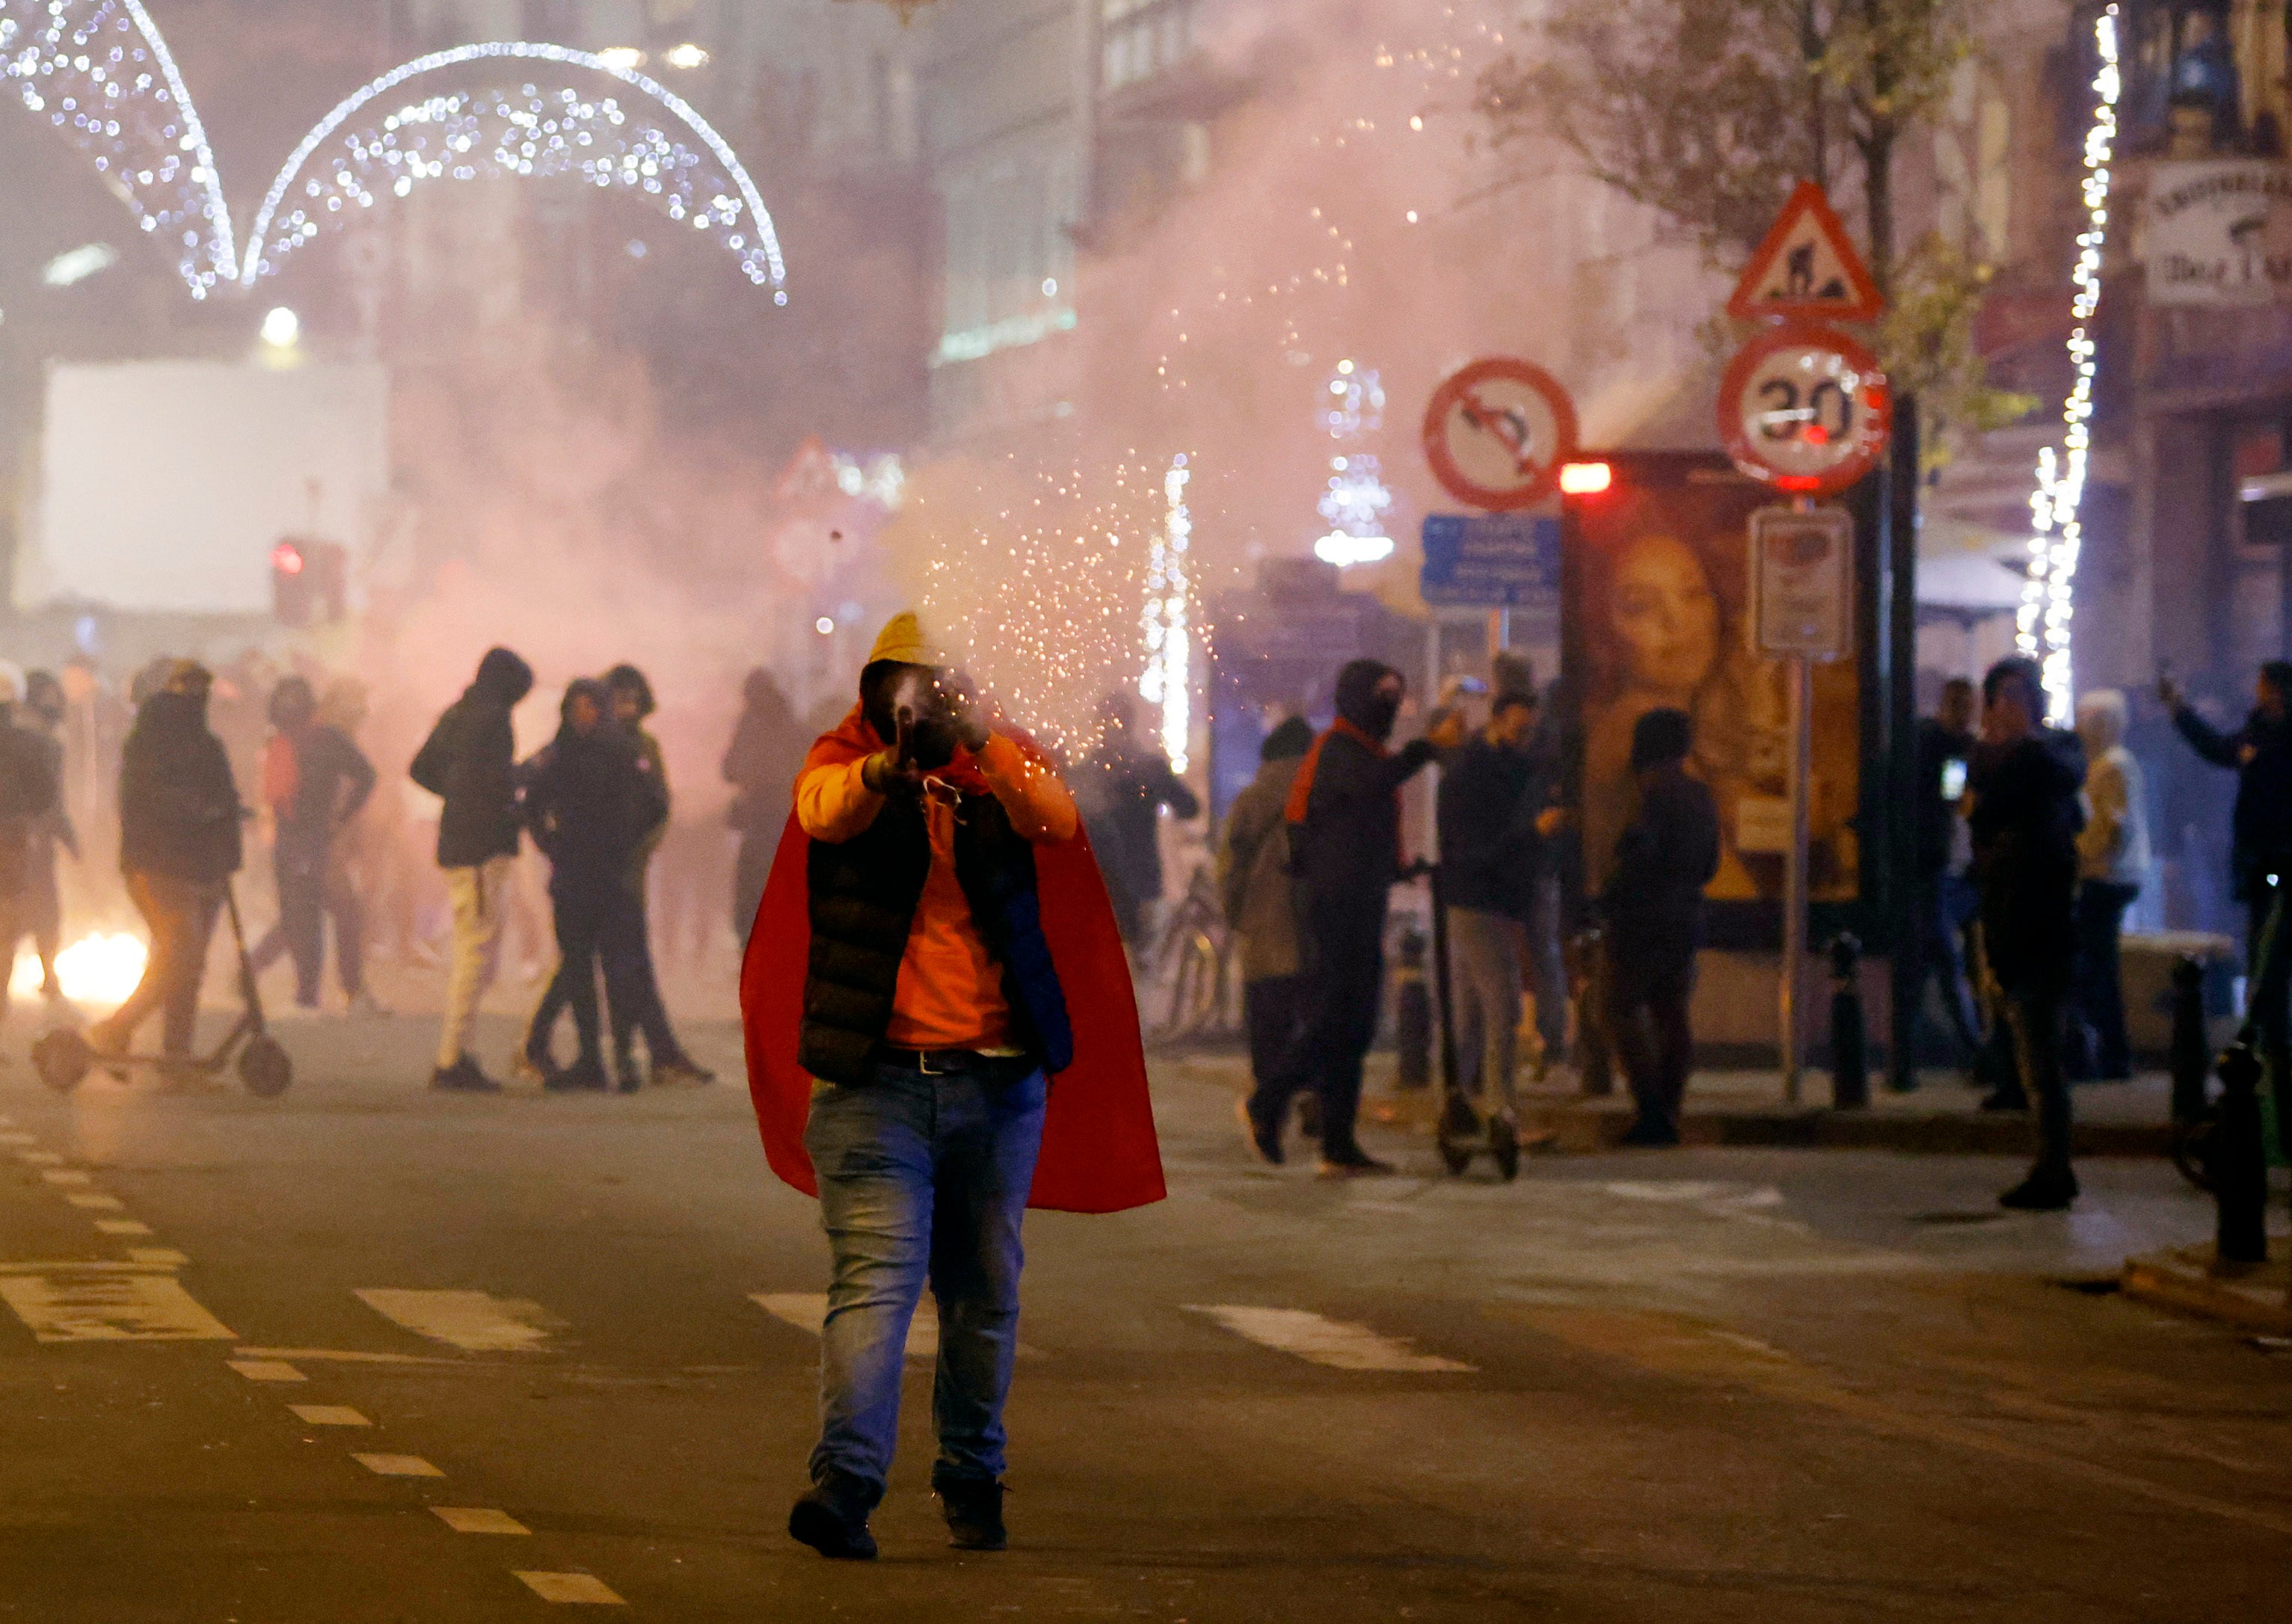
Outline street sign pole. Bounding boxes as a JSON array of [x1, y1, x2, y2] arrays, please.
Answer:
[[1783, 645, 1813, 1104]]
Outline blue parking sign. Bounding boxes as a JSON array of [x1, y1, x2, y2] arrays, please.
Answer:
[[1419, 513, 1561, 609]]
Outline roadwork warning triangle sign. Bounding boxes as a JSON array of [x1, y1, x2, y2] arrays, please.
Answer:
[[1727, 180, 1884, 322]]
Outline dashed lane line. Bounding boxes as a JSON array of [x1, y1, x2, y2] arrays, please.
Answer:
[[355, 1289, 561, 1353], [229, 1359, 306, 1382], [129, 1249, 188, 1267], [1182, 1305, 1477, 1373], [94, 1219, 153, 1237], [236, 1344, 451, 1366], [354, 1454, 446, 1478], [514, 1572, 625, 1605], [288, 1405, 372, 1427], [17, 1150, 62, 1165], [0, 1133, 40, 1146], [64, 1193, 123, 1211], [433, 1507, 531, 1535], [40, 1169, 93, 1186]]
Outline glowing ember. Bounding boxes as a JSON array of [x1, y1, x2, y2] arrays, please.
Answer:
[[9, 934, 150, 1009]]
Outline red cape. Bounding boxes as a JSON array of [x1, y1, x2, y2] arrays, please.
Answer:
[[740, 713, 1167, 1214]]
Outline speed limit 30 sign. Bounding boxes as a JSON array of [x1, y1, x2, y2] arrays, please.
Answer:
[[1718, 323, 1891, 496]]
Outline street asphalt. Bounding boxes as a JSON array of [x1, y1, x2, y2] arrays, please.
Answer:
[[0, 1011, 2286, 1621]]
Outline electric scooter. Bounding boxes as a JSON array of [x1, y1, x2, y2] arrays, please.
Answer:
[[31, 883, 292, 1098]]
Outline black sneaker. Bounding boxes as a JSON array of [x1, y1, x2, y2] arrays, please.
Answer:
[[430, 1056, 503, 1093], [787, 1486, 877, 1560], [1235, 1096, 1282, 1166], [1617, 1118, 1680, 1148], [544, 1056, 610, 1093], [1999, 1167, 2078, 1211], [613, 1055, 643, 1095], [650, 1056, 716, 1087], [936, 1476, 1007, 1551], [1315, 1151, 1395, 1178]]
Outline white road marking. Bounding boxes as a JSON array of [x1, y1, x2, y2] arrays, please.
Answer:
[[515, 1572, 624, 1605], [355, 1289, 560, 1353], [753, 1291, 938, 1361], [0, 1133, 40, 1147], [229, 1359, 306, 1382], [289, 1405, 371, 1427], [94, 1219, 153, 1236], [236, 1345, 450, 1366], [433, 1506, 530, 1535], [354, 1453, 445, 1477], [0, 1270, 233, 1342], [64, 1193, 123, 1211], [40, 1169, 93, 1186], [18, 1150, 63, 1164], [1182, 1305, 1475, 1373], [129, 1249, 188, 1267]]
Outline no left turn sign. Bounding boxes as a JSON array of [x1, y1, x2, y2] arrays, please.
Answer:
[[1422, 358, 1578, 511], [1718, 323, 1892, 496]]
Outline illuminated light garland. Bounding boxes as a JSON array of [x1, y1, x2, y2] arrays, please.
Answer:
[[1140, 454, 1194, 772], [1314, 362, 1395, 566], [2018, 3, 2119, 722], [0, 0, 236, 296], [242, 42, 785, 296]]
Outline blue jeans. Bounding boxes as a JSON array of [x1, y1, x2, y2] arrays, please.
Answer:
[[803, 1057, 1048, 1509]]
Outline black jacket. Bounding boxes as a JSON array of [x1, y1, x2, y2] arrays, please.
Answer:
[[519, 725, 667, 889], [274, 724, 376, 844], [1291, 730, 1437, 912], [800, 789, 1072, 1085], [1437, 736, 1546, 919], [411, 650, 532, 868], [2174, 705, 2292, 899], [1968, 727, 2086, 987], [1603, 766, 1720, 954], [0, 713, 59, 895], [1078, 744, 1201, 905], [118, 692, 242, 884]]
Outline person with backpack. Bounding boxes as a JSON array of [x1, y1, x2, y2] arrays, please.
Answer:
[[1217, 716, 1315, 1143]]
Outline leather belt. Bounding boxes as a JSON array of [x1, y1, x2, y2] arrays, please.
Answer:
[[874, 1046, 1016, 1075]]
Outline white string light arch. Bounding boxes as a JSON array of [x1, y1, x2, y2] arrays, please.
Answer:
[[239, 41, 787, 300]]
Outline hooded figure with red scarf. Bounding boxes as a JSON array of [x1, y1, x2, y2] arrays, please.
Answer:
[[740, 613, 1163, 1561], [1241, 659, 1447, 1175]]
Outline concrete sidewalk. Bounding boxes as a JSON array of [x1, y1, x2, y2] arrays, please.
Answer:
[[1155, 1050, 2184, 1157], [2122, 1240, 2292, 1335]]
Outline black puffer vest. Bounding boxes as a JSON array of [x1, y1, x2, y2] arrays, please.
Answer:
[[799, 787, 1075, 1085]]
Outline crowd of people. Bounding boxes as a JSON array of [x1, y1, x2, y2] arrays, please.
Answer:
[[0, 646, 823, 1093]]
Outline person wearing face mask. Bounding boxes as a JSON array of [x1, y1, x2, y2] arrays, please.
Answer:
[[87, 662, 242, 1077], [737, 612, 1163, 1560], [1241, 659, 1455, 1175]]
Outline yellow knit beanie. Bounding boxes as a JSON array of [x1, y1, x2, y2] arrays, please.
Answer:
[[867, 611, 951, 668]]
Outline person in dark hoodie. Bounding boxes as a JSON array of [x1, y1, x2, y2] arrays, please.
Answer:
[[0, 669, 61, 1050], [2163, 659, 2292, 1154], [519, 679, 668, 1093], [411, 647, 535, 1092], [1244, 660, 1456, 1175], [599, 663, 710, 1088], [724, 666, 808, 945], [4, 670, 73, 1009], [1603, 708, 1721, 1147], [1969, 656, 2088, 1211], [88, 662, 241, 1074], [248, 676, 377, 1012]]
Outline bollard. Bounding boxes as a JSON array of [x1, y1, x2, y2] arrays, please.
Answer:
[[1393, 928, 1432, 1092], [1828, 933, 1869, 1110], [1570, 926, 1614, 1098], [2206, 1041, 2270, 1266], [2169, 955, 2210, 1127]]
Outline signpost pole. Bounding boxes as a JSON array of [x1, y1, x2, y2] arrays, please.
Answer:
[[1782, 648, 1813, 1107]]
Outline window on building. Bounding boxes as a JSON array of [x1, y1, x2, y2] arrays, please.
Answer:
[[1102, 0, 1196, 92], [938, 148, 1078, 365]]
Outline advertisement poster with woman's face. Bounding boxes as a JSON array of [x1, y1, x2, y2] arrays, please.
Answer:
[[1573, 477, 1861, 907]]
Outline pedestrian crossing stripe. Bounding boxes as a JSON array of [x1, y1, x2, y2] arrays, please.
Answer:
[[1182, 1305, 1475, 1372], [0, 1269, 233, 1342]]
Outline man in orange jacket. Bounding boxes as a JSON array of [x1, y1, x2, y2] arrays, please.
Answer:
[[742, 614, 1163, 1561]]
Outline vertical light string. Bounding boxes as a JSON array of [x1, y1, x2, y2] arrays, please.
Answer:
[[1140, 453, 1193, 772], [2018, 3, 2120, 722]]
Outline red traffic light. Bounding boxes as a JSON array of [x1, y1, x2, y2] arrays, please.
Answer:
[[271, 541, 307, 576], [1558, 461, 1614, 496]]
